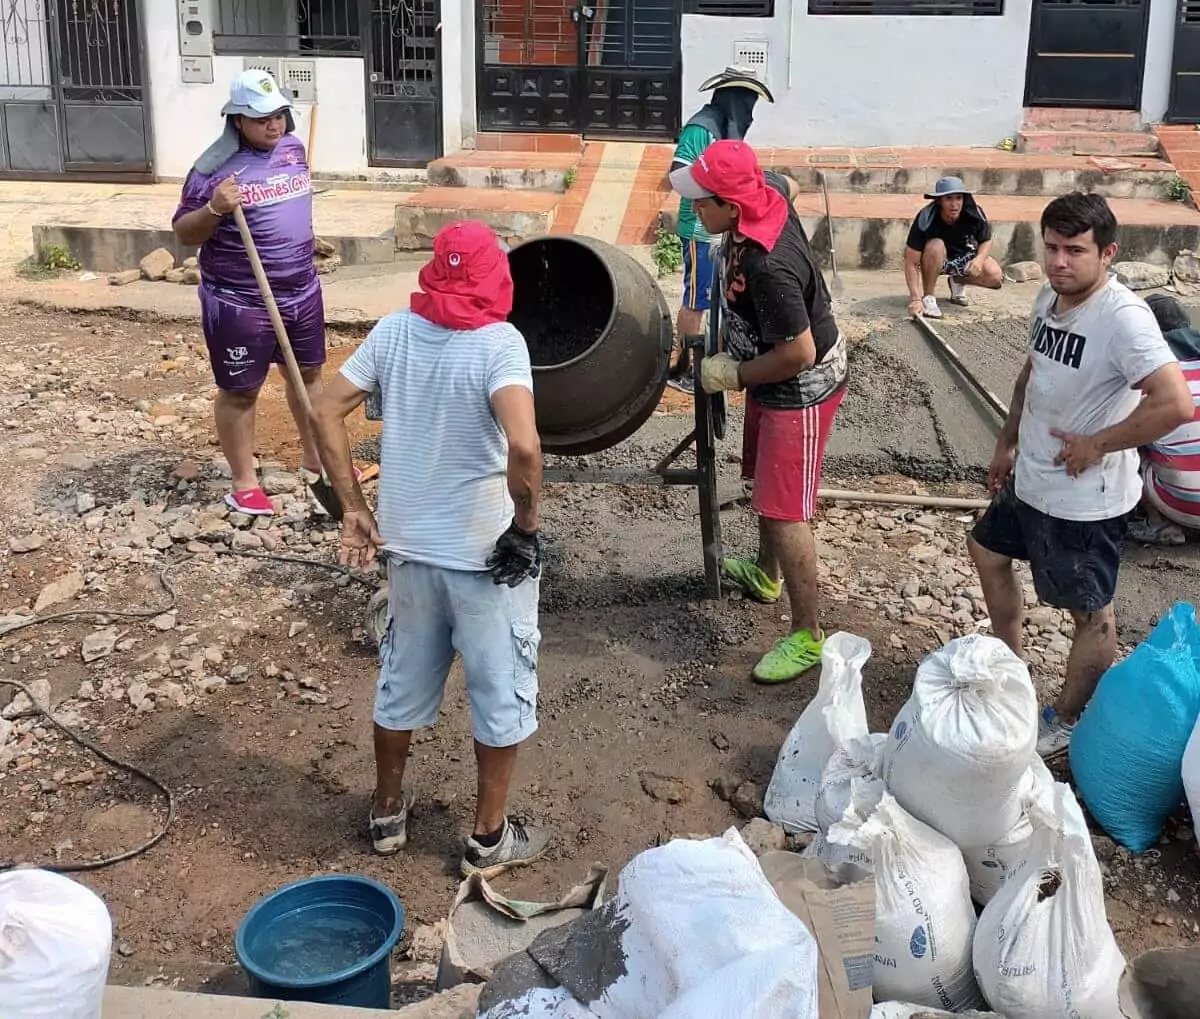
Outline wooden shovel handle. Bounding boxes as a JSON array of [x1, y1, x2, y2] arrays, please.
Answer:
[[231, 205, 313, 416]]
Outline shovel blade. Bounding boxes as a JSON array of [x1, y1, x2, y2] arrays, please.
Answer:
[[308, 475, 345, 522]]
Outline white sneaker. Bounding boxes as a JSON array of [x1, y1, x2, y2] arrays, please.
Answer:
[[1036, 706, 1074, 760], [948, 278, 969, 306], [921, 295, 943, 319]]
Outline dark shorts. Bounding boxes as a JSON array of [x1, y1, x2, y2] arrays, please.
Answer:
[[970, 479, 1128, 614], [681, 237, 714, 313], [200, 277, 325, 392], [943, 251, 975, 278]]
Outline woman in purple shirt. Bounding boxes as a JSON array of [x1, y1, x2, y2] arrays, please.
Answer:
[[172, 70, 326, 516]]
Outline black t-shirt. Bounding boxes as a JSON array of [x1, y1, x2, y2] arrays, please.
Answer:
[[905, 206, 991, 261], [719, 172, 845, 409]]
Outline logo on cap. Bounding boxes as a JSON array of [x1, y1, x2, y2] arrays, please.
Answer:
[[258, 76, 274, 92], [448, 252, 462, 267]]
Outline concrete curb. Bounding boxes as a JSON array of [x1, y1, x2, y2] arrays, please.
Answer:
[[101, 983, 480, 1018]]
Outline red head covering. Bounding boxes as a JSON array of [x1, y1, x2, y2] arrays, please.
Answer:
[[673, 139, 788, 251], [411, 220, 514, 330]]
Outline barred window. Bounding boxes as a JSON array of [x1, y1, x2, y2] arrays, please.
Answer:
[[214, 0, 362, 55], [809, 0, 1002, 13]]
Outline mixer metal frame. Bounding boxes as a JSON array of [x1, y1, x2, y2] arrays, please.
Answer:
[[542, 336, 724, 599]]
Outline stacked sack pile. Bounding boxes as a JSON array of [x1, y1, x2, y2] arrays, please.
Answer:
[[764, 632, 1127, 1018]]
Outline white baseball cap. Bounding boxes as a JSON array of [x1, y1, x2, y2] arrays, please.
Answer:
[[221, 69, 292, 119]]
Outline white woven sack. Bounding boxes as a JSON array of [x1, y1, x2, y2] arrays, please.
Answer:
[[764, 632, 871, 833], [0, 869, 112, 1019], [958, 755, 1054, 906], [881, 634, 1038, 846], [829, 793, 985, 1011], [973, 783, 1126, 1019]]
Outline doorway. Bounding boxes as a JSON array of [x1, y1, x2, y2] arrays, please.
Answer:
[[0, 0, 152, 180], [364, 0, 442, 167], [1168, 0, 1200, 122], [1024, 0, 1152, 109], [476, 0, 682, 139]]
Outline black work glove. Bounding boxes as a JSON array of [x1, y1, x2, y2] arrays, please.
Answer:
[[487, 519, 542, 587]]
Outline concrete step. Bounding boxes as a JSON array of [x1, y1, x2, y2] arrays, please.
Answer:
[[779, 154, 1177, 200], [394, 186, 560, 250], [1017, 129, 1160, 158], [1021, 107, 1145, 132], [658, 192, 1200, 271], [427, 151, 579, 192]]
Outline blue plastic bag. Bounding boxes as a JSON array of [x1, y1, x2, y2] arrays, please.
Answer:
[[1070, 602, 1200, 852]]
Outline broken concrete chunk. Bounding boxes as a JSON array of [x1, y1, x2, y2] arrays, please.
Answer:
[[33, 571, 84, 613], [164, 268, 187, 284], [81, 627, 118, 663], [639, 771, 690, 804], [1113, 261, 1169, 291], [1004, 260, 1042, 283], [108, 269, 142, 286], [1173, 249, 1200, 284], [740, 817, 788, 856], [182, 255, 198, 270], [139, 247, 176, 281], [9, 534, 45, 554], [181, 267, 202, 285]]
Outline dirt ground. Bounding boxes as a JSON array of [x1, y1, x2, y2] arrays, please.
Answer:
[[0, 290, 1198, 1004]]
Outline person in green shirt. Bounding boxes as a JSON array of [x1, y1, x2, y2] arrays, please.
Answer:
[[669, 67, 773, 392]]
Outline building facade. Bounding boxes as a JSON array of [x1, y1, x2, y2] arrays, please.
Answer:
[[0, 0, 1194, 182]]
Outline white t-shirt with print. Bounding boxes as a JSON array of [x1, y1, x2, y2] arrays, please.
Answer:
[[339, 310, 533, 572], [1015, 276, 1176, 522]]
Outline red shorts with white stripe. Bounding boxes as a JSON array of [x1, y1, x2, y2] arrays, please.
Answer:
[[742, 389, 845, 522]]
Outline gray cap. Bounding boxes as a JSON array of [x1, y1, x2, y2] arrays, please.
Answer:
[[925, 176, 971, 200]]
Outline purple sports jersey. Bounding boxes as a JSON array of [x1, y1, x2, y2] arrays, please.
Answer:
[[173, 134, 316, 294]]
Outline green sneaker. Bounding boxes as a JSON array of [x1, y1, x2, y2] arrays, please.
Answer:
[[752, 629, 825, 685], [721, 556, 783, 604]]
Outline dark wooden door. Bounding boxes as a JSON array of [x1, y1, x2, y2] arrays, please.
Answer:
[[1169, 0, 1200, 122], [477, 0, 681, 139], [1024, 0, 1151, 109]]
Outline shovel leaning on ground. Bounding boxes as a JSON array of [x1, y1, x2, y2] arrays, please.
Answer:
[[231, 205, 343, 520]]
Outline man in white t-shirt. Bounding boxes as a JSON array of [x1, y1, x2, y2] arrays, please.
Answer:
[[310, 221, 553, 878], [967, 192, 1194, 759]]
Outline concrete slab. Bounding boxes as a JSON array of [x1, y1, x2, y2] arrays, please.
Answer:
[[394, 188, 560, 250], [101, 983, 479, 1018], [428, 150, 578, 192]]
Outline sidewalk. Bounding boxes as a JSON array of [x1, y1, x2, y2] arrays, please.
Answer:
[[102, 983, 479, 1018]]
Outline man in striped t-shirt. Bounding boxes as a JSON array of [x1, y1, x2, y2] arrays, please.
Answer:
[[311, 221, 553, 878], [1134, 295, 1200, 544]]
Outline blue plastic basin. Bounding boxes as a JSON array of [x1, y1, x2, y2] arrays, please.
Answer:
[[235, 875, 404, 1008]]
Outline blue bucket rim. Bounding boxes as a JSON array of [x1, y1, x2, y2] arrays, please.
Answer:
[[234, 874, 404, 990]]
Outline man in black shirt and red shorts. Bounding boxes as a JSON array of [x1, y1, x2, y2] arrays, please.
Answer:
[[670, 140, 848, 685]]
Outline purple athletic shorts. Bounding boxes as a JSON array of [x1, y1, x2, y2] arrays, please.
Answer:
[[200, 277, 326, 392]]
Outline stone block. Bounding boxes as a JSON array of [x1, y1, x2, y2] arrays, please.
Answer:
[[1113, 260, 1170, 291], [140, 247, 176, 281]]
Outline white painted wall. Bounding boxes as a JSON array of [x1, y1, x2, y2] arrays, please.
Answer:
[[1142, 0, 1176, 123], [682, 0, 1035, 147], [681, 0, 1180, 147], [142, 1, 467, 179]]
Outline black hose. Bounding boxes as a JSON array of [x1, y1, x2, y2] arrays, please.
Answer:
[[0, 548, 379, 872]]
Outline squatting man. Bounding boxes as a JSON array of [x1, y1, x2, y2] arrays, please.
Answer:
[[968, 192, 1193, 759], [311, 220, 552, 877], [904, 176, 1003, 320]]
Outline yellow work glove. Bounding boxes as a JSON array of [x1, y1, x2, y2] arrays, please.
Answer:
[[700, 352, 744, 394]]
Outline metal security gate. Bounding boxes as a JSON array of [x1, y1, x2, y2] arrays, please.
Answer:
[[364, 0, 442, 167], [1169, 0, 1200, 121], [1024, 0, 1151, 108], [0, 0, 151, 180], [477, 0, 681, 139]]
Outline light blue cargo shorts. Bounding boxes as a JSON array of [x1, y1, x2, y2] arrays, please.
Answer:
[[373, 561, 540, 748]]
